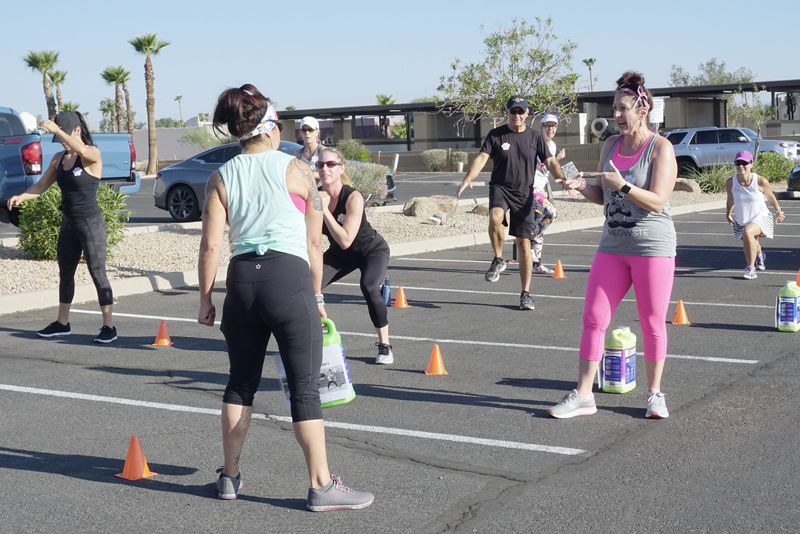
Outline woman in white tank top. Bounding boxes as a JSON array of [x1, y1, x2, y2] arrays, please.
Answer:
[[725, 150, 785, 279]]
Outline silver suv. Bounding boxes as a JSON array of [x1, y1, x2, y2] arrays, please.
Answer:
[[665, 126, 799, 174]]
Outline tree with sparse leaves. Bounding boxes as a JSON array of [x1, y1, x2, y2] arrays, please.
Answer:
[[437, 18, 578, 131], [582, 58, 596, 92], [49, 70, 67, 111]]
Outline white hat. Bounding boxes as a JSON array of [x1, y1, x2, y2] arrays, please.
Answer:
[[540, 113, 559, 125], [299, 116, 319, 130]]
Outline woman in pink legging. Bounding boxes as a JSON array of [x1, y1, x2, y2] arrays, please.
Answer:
[[549, 71, 678, 420]]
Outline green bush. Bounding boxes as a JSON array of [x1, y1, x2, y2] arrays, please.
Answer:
[[451, 151, 469, 165], [686, 165, 734, 194], [336, 139, 371, 162], [347, 161, 389, 206], [18, 184, 130, 260], [422, 149, 448, 171], [181, 127, 233, 149], [753, 152, 793, 183]]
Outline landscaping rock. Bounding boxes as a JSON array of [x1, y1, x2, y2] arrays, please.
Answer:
[[402, 195, 459, 219]]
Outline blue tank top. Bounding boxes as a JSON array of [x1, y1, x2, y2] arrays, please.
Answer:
[[598, 134, 676, 257], [219, 150, 308, 263]]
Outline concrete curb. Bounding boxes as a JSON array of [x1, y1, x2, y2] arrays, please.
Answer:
[[0, 199, 727, 316]]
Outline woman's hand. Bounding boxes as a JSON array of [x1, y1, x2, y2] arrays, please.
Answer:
[[198, 301, 216, 326], [776, 210, 785, 223], [318, 303, 327, 319], [318, 191, 330, 211], [556, 148, 566, 160], [38, 119, 59, 134], [601, 160, 626, 191], [726, 212, 734, 225], [6, 195, 23, 210]]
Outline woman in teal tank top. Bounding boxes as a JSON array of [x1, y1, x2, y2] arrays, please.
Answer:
[[196, 84, 373, 511]]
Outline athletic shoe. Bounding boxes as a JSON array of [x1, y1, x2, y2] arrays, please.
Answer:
[[742, 266, 757, 280], [519, 291, 535, 310], [484, 257, 506, 282], [93, 325, 118, 344], [306, 474, 374, 512], [37, 321, 71, 338], [755, 252, 766, 271], [375, 342, 394, 365], [532, 263, 552, 274], [548, 390, 597, 419], [216, 468, 242, 500], [645, 390, 669, 419]]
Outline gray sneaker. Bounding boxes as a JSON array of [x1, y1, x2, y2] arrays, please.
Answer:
[[548, 390, 597, 419], [755, 252, 766, 271], [375, 343, 394, 365], [485, 257, 506, 282], [645, 390, 669, 419], [307, 474, 374, 512], [216, 468, 242, 500], [519, 291, 535, 310]]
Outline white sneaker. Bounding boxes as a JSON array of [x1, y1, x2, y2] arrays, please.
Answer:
[[375, 343, 394, 365], [742, 267, 757, 280], [646, 390, 669, 419], [549, 390, 597, 419], [532, 263, 552, 274]]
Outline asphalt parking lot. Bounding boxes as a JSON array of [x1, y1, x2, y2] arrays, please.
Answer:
[[1, 202, 799, 532]]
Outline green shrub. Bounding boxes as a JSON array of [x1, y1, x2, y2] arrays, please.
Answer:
[[336, 139, 371, 162], [686, 164, 734, 194], [18, 184, 130, 260], [422, 149, 448, 171], [347, 161, 389, 205], [753, 152, 793, 183], [451, 151, 469, 171], [181, 127, 233, 149]]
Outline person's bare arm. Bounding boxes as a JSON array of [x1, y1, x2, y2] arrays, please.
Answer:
[[601, 136, 677, 213], [321, 189, 363, 250], [457, 152, 490, 196], [6, 152, 63, 209], [725, 177, 734, 224], [758, 175, 785, 222], [197, 172, 227, 326]]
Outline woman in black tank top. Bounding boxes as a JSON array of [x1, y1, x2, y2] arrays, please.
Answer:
[[5, 111, 116, 343], [317, 148, 394, 365]]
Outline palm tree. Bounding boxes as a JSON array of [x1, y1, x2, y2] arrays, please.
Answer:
[[130, 33, 170, 175], [23, 50, 59, 119], [174, 95, 183, 124], [375, 94, 395, 137], [582, 58, 597, 93], [49, 70, 67, 111], [99, 99, 116, 133], [117, 68, 134, 134], [60, 102, 80, 111], [100, 66, 125, 132]]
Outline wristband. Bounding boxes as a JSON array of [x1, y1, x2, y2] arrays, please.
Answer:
[[619, 183, 631, 195], [315, 294, 325, 305]]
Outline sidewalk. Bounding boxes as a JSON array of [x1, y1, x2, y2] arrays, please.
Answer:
[[0, 198, 726, 316]]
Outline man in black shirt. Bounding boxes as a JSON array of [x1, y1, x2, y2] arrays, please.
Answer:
[[458, 95, 566, 310]]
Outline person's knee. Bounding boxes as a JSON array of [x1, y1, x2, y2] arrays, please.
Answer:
[[516, 238, 531, 252], [488, 209, 505, 226]]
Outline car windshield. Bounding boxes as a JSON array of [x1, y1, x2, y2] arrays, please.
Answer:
[[740, 128, 760, 140]]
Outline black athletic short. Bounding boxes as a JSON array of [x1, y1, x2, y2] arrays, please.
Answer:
[[489, 184, 537, 239]]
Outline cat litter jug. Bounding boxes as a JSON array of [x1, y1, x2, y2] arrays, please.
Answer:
[[775, 281, 800, 333], [598, 327, 637, 393]]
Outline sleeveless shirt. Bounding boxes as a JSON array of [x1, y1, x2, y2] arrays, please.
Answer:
[[322, 185, 378, 256], [56, 154, 101, 218]]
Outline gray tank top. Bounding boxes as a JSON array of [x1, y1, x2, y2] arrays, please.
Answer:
[[597, 134, 676, 256]]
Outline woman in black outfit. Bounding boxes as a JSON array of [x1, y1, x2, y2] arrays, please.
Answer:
[[7, 111, 116, 343], [317, 148, 394, 364]]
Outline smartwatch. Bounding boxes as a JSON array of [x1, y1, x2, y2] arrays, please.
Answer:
[[619, 183, 632, 195]]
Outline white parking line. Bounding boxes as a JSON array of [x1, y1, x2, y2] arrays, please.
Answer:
[[0, 384, 586, 456], [580, 229, 799, 238], [70, 309, 759, 364], [674, 220, 800, 226]]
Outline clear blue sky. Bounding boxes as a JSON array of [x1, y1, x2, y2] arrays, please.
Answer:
[[3, 0, 797, 129]]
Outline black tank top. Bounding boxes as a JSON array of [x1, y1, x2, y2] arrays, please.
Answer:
[[322, 185, 378, 256], [56, 154, 101, 218]]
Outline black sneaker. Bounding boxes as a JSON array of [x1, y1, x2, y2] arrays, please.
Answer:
[[485, 257, 506, 282], [519, 291, 535, 310], [37, 321, 71, 338], [93, 325, 118, 344]]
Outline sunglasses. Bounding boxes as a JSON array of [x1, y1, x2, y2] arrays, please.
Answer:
[[508, 108, 527, 115], [315, 161, 342, 169], [301, 127, 316, 132], [734, 160, 751, 167], [543, 123, 558, 128]]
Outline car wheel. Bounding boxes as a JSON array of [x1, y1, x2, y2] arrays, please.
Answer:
[[167, 185, 200, 222]]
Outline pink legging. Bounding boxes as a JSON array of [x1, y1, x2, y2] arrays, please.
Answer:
[[580, 252, 675, 362]]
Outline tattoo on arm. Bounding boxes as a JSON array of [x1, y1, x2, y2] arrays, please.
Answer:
[[300, 163, 323, 212]]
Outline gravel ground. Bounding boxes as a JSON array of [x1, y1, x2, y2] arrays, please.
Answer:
[[0, 191, 725, 296]]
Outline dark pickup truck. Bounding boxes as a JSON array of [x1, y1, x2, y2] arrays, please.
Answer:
[[0, 106, 141, 225]]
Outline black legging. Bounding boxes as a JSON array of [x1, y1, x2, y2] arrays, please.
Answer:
[[321, 236, 390, 328], [220, 251, 323, 423], [57, 213, 113, 306]]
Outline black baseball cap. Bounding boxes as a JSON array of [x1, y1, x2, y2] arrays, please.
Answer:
[[506, 95, 529, 111], [52, 111, 82, 142]]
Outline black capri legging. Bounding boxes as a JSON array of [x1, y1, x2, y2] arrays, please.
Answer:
[[321, 236, 390, 328], [220, 251, 323, 423], [57, 213, 113, 306]]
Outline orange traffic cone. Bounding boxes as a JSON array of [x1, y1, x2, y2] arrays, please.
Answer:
[[552, 260, 566, 279], [152, 320, 173, 346], [795, 269, 800, 286], [393, 287, 410, 308], [115, 435, 157, 481], [672, 300, 691, 325], [425, 344, 448, 375]]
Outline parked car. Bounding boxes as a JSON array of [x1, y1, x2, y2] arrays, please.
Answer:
[[153, 141, 302, 222], [0, 106, 141, 225], [787, 163, 800, 198], [665, 126, 800, 175]]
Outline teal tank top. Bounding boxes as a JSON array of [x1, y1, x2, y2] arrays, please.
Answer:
[[598, 134, 676, 257], [218, 150, 308, 263]]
